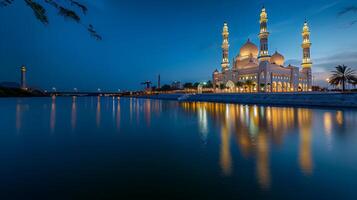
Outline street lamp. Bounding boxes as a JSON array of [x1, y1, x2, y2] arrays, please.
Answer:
[[326, 78, 330, 90]]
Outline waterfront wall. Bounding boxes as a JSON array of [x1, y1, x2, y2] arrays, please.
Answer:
[[138, 93, 357, 108]]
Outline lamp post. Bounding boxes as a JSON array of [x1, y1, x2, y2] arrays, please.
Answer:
[[326, 78, 330, 90]]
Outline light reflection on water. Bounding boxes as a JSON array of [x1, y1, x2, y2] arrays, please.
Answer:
[[71, 96, 77, 131], [6, 97, 357, 199], [180, 101, 355, 189]]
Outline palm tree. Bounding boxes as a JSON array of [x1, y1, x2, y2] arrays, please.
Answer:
[[236, 81, 244, 92], [245, 80, 254, 92], [260, 83, 266, 92], [267, 83, 271, 92], [329, 65, 357, 91], [219, 83, 226, 90]]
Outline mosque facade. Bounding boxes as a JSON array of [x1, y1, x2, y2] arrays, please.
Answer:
[[213, 7, 312, 92]]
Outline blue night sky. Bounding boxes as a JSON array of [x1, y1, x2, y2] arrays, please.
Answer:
[[1, 0, 357, 91]]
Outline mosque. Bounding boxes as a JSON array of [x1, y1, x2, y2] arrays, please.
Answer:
[[213, 7, 312, 92]]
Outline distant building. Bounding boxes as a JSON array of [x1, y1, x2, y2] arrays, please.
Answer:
[[213, 7, 312, 92], [20, 65, 27, 90], [171, 81, 182, 89]]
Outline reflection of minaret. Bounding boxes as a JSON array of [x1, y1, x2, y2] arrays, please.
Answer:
[[50, 96, 56, 133], [129, 98, 133, 124], [96, 96, 101, 128], [220, 122, 232, 176], [324, 112, 333, 150], [298, 109, 313, 175], [256, 133, 270, 189], [16, 102, 22, 133], [198, 106, 208, 143], [301, 20, 312, 91], [144, 99, 151, 127], [71, 96, 77, 131], [20, 65, 27, 90], [258, 7, 270, 61], [221, 22, 230, 71], [116, 97, 121, 130]]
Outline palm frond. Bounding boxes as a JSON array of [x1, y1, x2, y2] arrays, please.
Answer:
[[0, 0, 14, 7], [25, 0, 48, 25], [45, 0, 80, 22], [88, 24, 102, 40], [68, 0, 87, 14]]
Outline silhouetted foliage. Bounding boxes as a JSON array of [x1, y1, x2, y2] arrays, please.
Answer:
[[329, 65, 357, 91], [245, 80, 254, 92], [160, 84, 172, 91], [219, 83, 226, 90], [204, 80, 213, 88], [1, 0, 102, 40], [183, 82, 193, 89], [0, 86, 47, 97], [236, 81, 244, 88]]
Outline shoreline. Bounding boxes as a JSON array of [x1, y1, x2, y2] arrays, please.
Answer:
[[136, 92, 357, 108], [0, 87, 47, 97]]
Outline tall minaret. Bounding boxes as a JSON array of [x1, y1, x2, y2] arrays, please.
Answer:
[[221, 22, 230, 71], [301, 20, 312, 91], [301, 20, 312, 68], [258, 7, 270, 61], [20, 65, 27, 90]]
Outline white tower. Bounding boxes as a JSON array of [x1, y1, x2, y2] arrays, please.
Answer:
[[221, 22, 230, 71], [20, 65, 27, 90], [258, 7, 270, 61], [301, 20, 312, 91]]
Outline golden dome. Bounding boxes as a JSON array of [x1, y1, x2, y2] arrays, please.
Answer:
[[239, 39, 259, 58], [270, 51, 285, 65]]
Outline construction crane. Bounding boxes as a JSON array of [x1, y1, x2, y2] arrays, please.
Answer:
[[141, 81, 152, 90]]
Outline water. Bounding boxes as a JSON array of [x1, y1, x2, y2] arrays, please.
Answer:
[[1, 97, 357, 199]]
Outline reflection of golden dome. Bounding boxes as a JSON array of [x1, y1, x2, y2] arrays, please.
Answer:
[[270, 51, 285, 65], [239, 39, 259, 58]]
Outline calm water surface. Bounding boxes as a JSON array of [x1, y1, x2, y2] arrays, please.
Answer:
[[1, 97, 357, 199]]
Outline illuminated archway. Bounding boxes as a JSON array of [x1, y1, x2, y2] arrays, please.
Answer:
[[226, 80, 235, 93], [277, 82, 282, 92], [298, 84, 303, 92], [282, 82, 287, 92], [272, 82, 277, 92]]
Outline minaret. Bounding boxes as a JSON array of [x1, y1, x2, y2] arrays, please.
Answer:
[[258, 7, 270, 61], [221, 22, 230, 71], [158, 74, 161, 89], [301, 20, 312, 68], [20, 65, 27, 90], [301, 20, 312, 91]]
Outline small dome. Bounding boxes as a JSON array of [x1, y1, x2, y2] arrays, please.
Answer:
[[239, 39, 259, 58], [270, 51, 285, 65]]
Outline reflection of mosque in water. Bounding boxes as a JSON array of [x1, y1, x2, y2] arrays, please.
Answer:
[[180, 102, 350, 189], [13, 98, 355, 190]]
